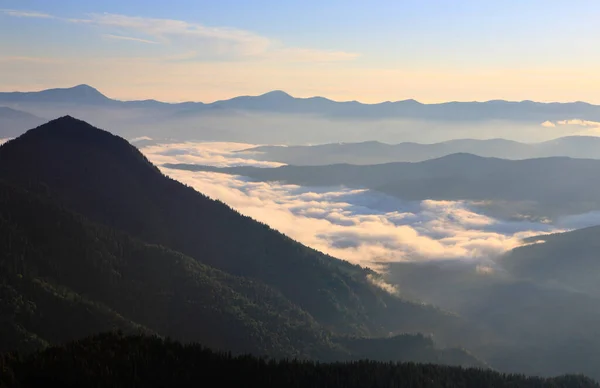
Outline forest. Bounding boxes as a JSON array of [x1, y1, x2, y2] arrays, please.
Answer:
[[1, 333, 597, 388]]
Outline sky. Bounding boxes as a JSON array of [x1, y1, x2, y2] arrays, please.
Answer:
[[2, 0, 600, 103]]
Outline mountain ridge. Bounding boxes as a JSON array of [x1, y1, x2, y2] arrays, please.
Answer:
[[165, 152, 600, 219], [238, 136, 600, 165], [2, 84, 599, 107]]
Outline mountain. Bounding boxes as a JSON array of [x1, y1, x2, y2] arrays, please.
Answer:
[[238, 136, 600, 165], [3, 85, 600, 122], [0, 116, 482, 364], [166, 153, 600, 219], [0, 84, 111, 105], [0, 107, 46, 138], [5, 117, 600, 379], [4, 85, 600, 145], [2, 333, 597, 388], [501, 225, 600, 297], [0, 177, 348, 358], [383, 259, 600, 378]]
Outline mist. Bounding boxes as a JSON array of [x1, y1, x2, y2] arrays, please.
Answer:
[[140, 141, 566, 270]]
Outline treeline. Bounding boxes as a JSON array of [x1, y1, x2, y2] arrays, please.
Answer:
[[1, 333, 596, 388]]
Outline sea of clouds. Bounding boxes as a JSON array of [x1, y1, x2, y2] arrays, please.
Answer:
[[137, 139, 592, 271]]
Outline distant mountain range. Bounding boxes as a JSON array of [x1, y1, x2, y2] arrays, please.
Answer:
[[2, 84, 600, 122], [166, 153, 600, 219], [2, 85, 600, 144], [240, 136, 600, 165]]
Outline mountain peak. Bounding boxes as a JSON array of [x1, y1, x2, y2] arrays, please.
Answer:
[[24, 115, 104, 138], [0, 116, 156, 174], [260, 90, 293, 99], [54, 84, 108, 100], [71, 84, 99, 91]]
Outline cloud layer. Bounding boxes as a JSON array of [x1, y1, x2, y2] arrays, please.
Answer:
[[140, 141, 565, 270]]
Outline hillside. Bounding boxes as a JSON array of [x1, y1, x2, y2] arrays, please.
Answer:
[[1, 333, 596, 388], [0, 179, 338, 359], [501, 225, 600, 297], [0, 117, 483, 364], [239, 136, 600, 165]]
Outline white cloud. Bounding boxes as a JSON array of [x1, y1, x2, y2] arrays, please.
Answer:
[[103, 34, 159, 45], [130, 136, 153, 142], [541, 120, 556, 128], [541, 118, 600, 135], [140, 141, 562, 271], [2, 10, 358, 63], [556, 119, 600, 127], [0, 9, 53, 18], [367, 274, 399, 295], [0, 138, 11, 145], [140, 141, 286, 168], [85, 13, 359, 61]]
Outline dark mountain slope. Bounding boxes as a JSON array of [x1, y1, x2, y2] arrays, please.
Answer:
[[0, 178, 484, 366], [0, 179, 338, 358], [1, 333, 596, 388], [0, 117, 476, 346]]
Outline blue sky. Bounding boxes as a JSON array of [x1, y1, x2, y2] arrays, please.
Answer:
[[1, 0, 600, 102]]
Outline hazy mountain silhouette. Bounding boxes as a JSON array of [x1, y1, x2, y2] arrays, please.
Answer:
[[1, 85, 600, 122], [384, 257, 600, 379], [0, 107, 46, 137], [167, 153, 600, 218], [0, 84, 110, 105], [240, 136, 600, 164], [3, 85, 600, 144], [502, 225, 600, 297]]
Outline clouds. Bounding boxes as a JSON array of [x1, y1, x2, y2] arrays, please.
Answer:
[[81, 13, 360, 62], [102, 34, 159, 45], [141, 141, 286, 168], [1, 9, 358, 63], [81, 12, 272, 58], [0, 9, 53, 18], [141, 141, 561, 271], [541, 118, 600, 135]]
